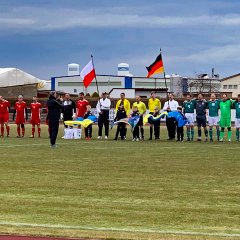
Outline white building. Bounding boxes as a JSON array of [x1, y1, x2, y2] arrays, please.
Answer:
[[51, 74, 170, 98], [221, 73, 240, 98]]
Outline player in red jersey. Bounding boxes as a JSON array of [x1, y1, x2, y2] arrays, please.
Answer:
[[13, 95, 28, 138], [0, 96, 10, 137], [76, 92, 89, 118], [30, 96, 42, 138]]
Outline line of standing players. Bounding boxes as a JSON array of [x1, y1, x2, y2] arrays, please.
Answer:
[[1, 91, 240, 143]]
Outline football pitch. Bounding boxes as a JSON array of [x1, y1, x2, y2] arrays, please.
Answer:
[[0, 124, 239, 240]]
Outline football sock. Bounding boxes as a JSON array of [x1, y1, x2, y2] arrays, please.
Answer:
[[32, 127, 35, 136], [6, 126, 10, 136], [187, 128, 190, 139], [227, 130, 232, 140], [198, 129, 201, 137], [38, 127, 41, 137], [1, 126, 4, 136], [21, 126, 25, 137], [236, 128, 239, 141], [191, 128, 194, 139], [220, 130, 224, 140], [217, 128, 220, 140], [209, 128, 213, 139], [205, 129, 208, 137], [17, 126, 21, 136]]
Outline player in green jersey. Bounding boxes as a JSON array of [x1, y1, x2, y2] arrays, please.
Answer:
[[219, 94, 234, 142], [233, 94, 240, 142], [183, 94, 195, 141], [207, 93, 220, 141]]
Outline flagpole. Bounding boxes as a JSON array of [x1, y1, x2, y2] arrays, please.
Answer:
[[91, 55, 100, 97], [160, 49, 168, 98], [160, 49, 169, 105]]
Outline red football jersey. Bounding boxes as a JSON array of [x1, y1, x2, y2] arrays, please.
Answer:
[[0, 100, 10, 114], [30, 102, 42, 120], [76, 99, 89, 117], [15, 101, 27, 118]]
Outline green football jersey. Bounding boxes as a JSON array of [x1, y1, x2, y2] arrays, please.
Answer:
[[233, 101, 240, 119], [208, 100, 220, 117], [183, 100, 195, 113], [219, 100, 232, 119]]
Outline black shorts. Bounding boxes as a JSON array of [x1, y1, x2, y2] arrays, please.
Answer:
[[196, 115, 207, 127]]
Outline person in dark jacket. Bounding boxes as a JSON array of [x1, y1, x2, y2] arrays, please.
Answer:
[[46, 91, 63, 148], [114, 105, 127, 140], [63, 93, 76, 125]]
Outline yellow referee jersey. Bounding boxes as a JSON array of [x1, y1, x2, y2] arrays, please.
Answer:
[[148, 98, 161, 112], [115, 98, 131, 115], [132, 101, 146, 114]]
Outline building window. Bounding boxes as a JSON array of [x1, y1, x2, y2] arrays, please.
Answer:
[[228, 85, 233, 89], [223, 85, 227, 89], [234, 85, 238, 89], [74, 89, 77, 93]]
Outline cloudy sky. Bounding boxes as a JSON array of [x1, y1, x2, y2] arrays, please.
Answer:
[[1, 0, 240, 79]]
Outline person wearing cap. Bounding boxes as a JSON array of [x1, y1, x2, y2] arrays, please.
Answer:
[[148, 91, 161, 140], [132, 96, 146, 140], [115, 93, 131, 139], [96, 92, 111, 139], [46, 91, 63, 148], [163, 93, 179, 140]]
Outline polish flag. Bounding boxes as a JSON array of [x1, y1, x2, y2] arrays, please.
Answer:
[[80, 60, 96, 88]]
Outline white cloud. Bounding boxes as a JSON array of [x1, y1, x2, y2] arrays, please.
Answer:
[[1, 6, 240, 33], [186, 44, 240, 63]]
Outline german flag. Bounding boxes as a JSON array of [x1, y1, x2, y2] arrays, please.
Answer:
[[146, 53, 164, 78]]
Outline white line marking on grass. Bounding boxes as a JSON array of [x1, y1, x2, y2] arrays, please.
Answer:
[[0, 142, 130, 149], [0, 221, 239, 237]]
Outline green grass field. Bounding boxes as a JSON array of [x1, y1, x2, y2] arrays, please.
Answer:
[[0, 124, 239, 240]]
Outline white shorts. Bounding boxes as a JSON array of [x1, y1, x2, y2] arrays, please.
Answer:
[[235, 118, 240, 128], [185, 113, 195, 126], [208, 116, 219, 126]]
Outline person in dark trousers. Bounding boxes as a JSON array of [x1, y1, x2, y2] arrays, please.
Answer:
[[163, 93, 179, 140], [176, 106, 184, 142], [114, 105, 127, 140], [84, 105, 94, 140], [63, 93, 76, 125], [46, 91, 63, 148], [152, 107, 161, 140], [96, 92, 111, 140], [131, 106, 140, 141], [195, 93, 208, 141]]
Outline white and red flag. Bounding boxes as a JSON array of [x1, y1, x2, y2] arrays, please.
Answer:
[[80, 60, 96, 88]]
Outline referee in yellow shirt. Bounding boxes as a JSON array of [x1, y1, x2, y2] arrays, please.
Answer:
[[115, 93, 131, 116], [132, 96, 146, 140], [148, 91, 161, 140]]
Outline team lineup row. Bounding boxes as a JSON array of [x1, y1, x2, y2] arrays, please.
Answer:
[[0, 91, 240, 143]]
